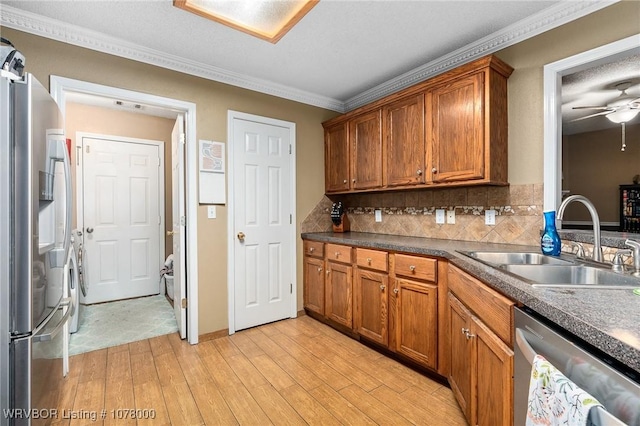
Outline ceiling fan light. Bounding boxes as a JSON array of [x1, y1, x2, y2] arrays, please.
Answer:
[[606, 109, 639, 123]]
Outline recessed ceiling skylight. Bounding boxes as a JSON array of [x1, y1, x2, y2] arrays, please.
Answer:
[[173, 0, 318, 44]]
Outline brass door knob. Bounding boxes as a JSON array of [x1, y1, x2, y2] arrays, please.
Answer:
[[237, 232, 245, 241], [167, 230, 176, 236]]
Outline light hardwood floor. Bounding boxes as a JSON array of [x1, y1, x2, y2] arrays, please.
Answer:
[[46, 315, 467, 425]]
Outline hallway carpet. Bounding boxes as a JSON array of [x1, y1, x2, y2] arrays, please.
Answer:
[[69, 294, 178, 355]]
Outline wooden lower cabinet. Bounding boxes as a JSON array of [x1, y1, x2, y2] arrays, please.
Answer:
[[448, 292, 513, 426], [394, 278, 438, 369], [303, 256, 325, 315], [325, 261, 353, 328], [354, 268, 388, 346]]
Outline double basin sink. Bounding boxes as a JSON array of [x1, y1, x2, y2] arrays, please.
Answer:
[[459, 251, 640, 289]]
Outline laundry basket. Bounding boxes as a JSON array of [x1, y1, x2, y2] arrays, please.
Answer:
[[165, 273, 174, 301]]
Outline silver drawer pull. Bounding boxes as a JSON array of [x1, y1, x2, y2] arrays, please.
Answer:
[[367, 257, 372, 264], [393, 288, 399, 294], [409, 265, 416, 271], [465, 331, 476, 340], [380, 285, 386, 291], [335, 252, 340, 257], [461, 327, 469, 335], [309, 247, 315, 252], [317, 267, 322, 273]]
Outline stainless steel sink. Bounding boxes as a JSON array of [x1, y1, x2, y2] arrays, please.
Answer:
[[459, 250, 640, 289], [503, 264, 640, 289], [460, 251, 573, 266]]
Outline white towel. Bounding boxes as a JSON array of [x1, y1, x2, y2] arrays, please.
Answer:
[[527, 354, 604, 426]]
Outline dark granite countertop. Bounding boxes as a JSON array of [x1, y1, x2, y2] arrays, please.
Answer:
[[301, 231, 640, 376], [559, 229, 640, 248]]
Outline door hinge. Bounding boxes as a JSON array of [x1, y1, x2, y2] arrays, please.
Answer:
[[180, 133, 185, 145], [181, 298, 187, 309], [157, 157, 161, 167], [290, 283, 293, 294], [290, 214, 292, 224], [180, 215, 186, 226], [158, 216, 161, 225], [289, 144, 292, 154], [86, 145, 90, 153]]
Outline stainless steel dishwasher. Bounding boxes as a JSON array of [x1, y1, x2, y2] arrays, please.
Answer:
[[514, 306, 640, 426]]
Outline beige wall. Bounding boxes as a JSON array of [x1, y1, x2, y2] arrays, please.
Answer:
[[3, 0, 638, 335], [2, 27, 337, 335], [65, 103, 175, 256], [562, 123, 640, 223]]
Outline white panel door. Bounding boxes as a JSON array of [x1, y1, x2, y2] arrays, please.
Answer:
[[171, 116, 186, 338], [83, 136, 161, 303], [233, 118, 293, 331]]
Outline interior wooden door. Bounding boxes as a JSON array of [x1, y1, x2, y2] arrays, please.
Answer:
[[350, 110, 383, 190], [428, 72, 484, 183]]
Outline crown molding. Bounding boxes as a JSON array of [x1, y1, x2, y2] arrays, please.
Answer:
[[1, 1, 618, 114], [344, 0, 618, 111], [0, 5, 345, 112]]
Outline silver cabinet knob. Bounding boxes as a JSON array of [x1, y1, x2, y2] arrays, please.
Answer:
[[393, 288, 399, 294], [343, 179, 347, 184], [317, 267, 323, 273], [352, 179, 356, 183], [309, 247, 314, 253], [380, 284, 385, 291], [431, 167, 437, 173], [86, 227, 94, 234], [409, 265, 416, 271], [417, 169, 423, 176]]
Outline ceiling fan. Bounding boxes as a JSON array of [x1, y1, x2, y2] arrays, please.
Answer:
[[572, 82, 640, 151]]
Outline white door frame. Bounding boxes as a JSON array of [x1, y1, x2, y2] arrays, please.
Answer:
[[543, 34, 640, 213], [75, 132, 166, 300], [50, 76, 200, 344], [226, 110, 297, 335]]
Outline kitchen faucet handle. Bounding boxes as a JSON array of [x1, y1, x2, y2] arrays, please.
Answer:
[[569, 241, 585, 258], [611, 249, 632, 273], [624, 239, 640, 276]]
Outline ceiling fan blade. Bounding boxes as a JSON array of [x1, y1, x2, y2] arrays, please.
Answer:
[[569, 111, 611, 122], [571, 106, 612, 110]]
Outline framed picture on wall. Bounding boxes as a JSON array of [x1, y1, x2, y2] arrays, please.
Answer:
[[199, 140, 225, 173]]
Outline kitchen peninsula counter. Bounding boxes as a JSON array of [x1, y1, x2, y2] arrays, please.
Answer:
[[301, 231, 640, 376]]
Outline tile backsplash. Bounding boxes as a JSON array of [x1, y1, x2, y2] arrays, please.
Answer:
[[301, 184, 544, 246]]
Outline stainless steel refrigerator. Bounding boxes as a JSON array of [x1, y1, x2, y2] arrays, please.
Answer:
[[1, 72, 72, 425]]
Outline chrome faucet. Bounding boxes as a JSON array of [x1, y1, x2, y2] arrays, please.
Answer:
[[556, 195, 603, 263]]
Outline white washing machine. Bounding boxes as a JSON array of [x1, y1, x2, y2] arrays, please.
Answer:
[[69, 230, 87, 333]]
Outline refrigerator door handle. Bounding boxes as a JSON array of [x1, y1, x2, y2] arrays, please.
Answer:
[[32, 297, 71, 343], [60, 136, 72, 263]]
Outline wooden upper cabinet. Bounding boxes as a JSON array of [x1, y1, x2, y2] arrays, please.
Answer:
[[324, 122, 350, 193], [427, 72, 484, 183], [350, 109, 383, 190], [383, 94, 425, 187]]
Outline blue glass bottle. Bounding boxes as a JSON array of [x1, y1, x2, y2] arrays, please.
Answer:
[[541, 210, 561, 256]]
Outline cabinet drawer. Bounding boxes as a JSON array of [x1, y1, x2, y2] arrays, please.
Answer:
[[448, 265, 514, 346], [356, 248, 388, 272], [394, 254, 437, 283], [326, 244, 353, 264], [304, 240, 324, 258]]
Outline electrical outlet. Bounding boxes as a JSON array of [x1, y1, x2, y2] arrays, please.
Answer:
[[485, 209, 496, 225], [447, 210, 456, 224], [435, 209, 445, 224], [207, 206, 216, 219], [375, 209, 382, 222]]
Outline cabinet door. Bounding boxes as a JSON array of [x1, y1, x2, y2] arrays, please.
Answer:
[[473, 315, 514, 426], [428, 72, 484, 183], [350, 110, 383, 190], [324, 122, 350, 192], [448, 293, 475, 425], [325, 261, 353, 328], [303, 257, 325, 315], [354, 268, 388, 346], [394, 278, 437, 369], [384, 94, 425, 187]]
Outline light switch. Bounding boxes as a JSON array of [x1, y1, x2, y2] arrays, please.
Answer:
[[485, 209, 496, 225], [375, 209, 382, 222], [447, 210, 456, 224], [207, 206, 216, 219], [435, 209, 445, 224]]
